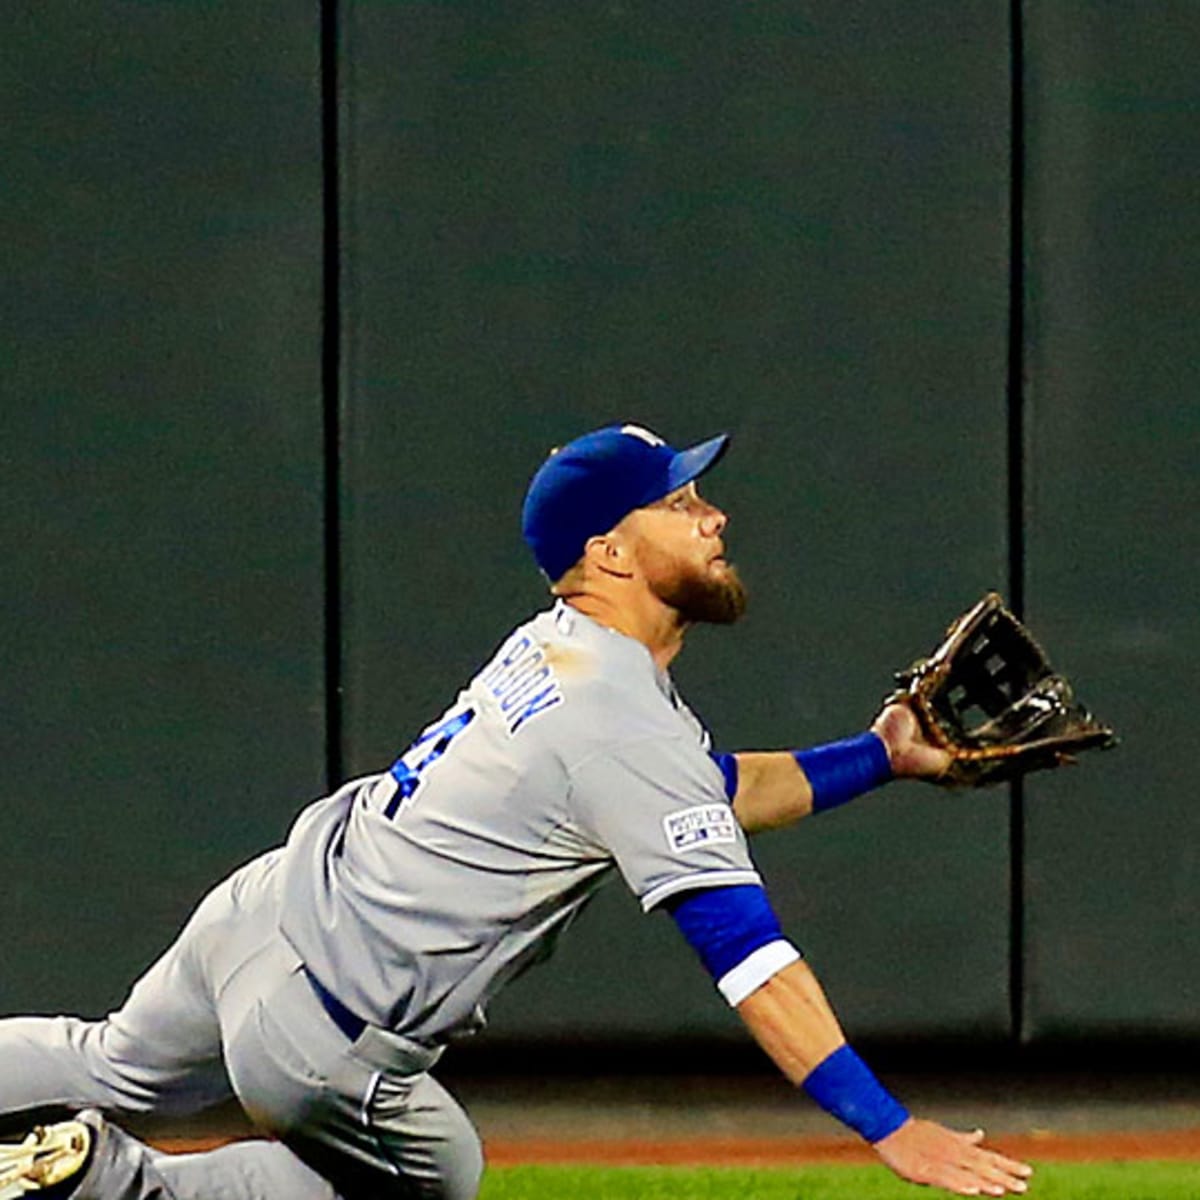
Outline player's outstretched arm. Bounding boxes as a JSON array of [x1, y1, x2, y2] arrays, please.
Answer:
[[729, 752, 815, 832], [736, 961, 1033, 1197], [729, 705, 952, 834]]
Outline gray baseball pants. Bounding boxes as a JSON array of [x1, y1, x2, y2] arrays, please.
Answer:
[[0, 849, 484, 1200]]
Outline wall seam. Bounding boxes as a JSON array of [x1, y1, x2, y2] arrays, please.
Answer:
[[322, 0, 344, 791], [1007, 0, 1029, 1047]]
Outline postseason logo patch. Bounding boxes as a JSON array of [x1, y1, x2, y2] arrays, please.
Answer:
[[663, 804, 738, 853]]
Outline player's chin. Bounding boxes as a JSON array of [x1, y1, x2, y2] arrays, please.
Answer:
[[666, 564, 748, 625], [711, 568, 749, 625]]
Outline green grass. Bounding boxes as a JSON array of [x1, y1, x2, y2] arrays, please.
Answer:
[[479, 1162, 1200, 1200]]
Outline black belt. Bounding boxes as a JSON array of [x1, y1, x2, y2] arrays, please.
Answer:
[[304, 968, 367, 1042]]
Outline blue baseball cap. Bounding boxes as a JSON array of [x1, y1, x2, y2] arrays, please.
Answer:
[[521, 423, 731, 581]]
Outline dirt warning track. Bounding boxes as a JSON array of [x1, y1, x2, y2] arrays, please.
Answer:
[[481, 1130, 1200, 1166], [152, 1129, 1200, 1166]]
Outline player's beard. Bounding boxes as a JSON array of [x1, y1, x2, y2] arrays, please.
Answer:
[[653, 559, 748, 625]]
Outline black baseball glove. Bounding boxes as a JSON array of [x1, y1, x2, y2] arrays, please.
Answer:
[[886, 592, 1118, 787]]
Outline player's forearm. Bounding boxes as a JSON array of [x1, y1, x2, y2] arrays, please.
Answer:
[[668, 893, 935, 1161], [731, 732, 894, 835], [730, 752, 814, 833], [734, 957, 845, 1080], [737, 960, 913, 1148]]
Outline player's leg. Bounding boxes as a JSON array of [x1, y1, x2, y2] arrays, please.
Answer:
[[0, 851, 281, 1122], [272, 1069, 484, 1200], [41, 890, 483, 1200], [277, 1073, 484, 1200], [222, 964, 485, 1200], [0, 1070, 480, 1200], [150, 1138, 336, 1200], [0, 934, 229, 1122], [359, 1071, 485, 1200], [0, 850, 347, 1200], [31, 1005, 485, 1200], [0, 1109, 338, 1200], [0, 848, 482, 1200], [0, 1009, 228, 1124]]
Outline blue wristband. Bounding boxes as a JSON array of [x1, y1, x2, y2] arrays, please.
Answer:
[[794, 732, 892, 814], [801, 1044, 910, 1143]]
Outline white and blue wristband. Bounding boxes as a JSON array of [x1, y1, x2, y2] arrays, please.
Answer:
[[664, 884, 800, 1005]]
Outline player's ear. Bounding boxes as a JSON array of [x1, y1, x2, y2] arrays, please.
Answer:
[[583, 532, 635, 579]]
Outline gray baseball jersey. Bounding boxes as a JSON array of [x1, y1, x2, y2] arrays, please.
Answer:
[[278, 601, 762, 1044]]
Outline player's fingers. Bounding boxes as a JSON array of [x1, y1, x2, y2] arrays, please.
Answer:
[[973, 1168, 1029, 1195], [943, 1165, 1025, 1198], [962, 1149, 1033, 1194], [976, 1146, 1034, 1179], [957, 1129, 1033, 1177], [933, 1161, 989, 1196], [929, 1133, 1029, 1196]]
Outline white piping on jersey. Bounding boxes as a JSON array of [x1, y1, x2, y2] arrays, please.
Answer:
[[640, 868, 762, 913], [717, 939, 801, 1007]]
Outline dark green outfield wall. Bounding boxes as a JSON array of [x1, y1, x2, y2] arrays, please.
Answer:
[[0, 5, 326, 1013], [1020, 2, 1200, 1043], [2, 2, 1195, 1051]]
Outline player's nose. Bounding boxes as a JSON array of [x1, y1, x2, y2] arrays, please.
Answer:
[[700, 503, 727, 537]]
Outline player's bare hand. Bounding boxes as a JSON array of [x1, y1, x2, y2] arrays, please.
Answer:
[[871, 703, 953, 781], [874, 1118, 1033, 1196]]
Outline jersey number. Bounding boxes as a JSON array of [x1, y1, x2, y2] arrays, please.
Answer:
[[383, 706, 475, 818]]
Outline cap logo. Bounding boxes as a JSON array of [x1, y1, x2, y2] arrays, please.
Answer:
[[619, 424, 665, 447]]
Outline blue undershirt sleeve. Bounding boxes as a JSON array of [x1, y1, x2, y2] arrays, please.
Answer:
[[708, 751, 739, 800], [663, 884, 800, 1005]]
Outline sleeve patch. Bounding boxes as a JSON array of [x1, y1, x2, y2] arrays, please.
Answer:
[[662, 804, 738, 853]]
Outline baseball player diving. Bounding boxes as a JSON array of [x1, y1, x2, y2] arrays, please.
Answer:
[[0, 423, 1034, 1199]]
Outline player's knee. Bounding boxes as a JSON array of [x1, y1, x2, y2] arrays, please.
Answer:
[[75, 1022, 167, 1112], [406, 1088, 484, 1200], [439, 1126, 484, 1200]]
